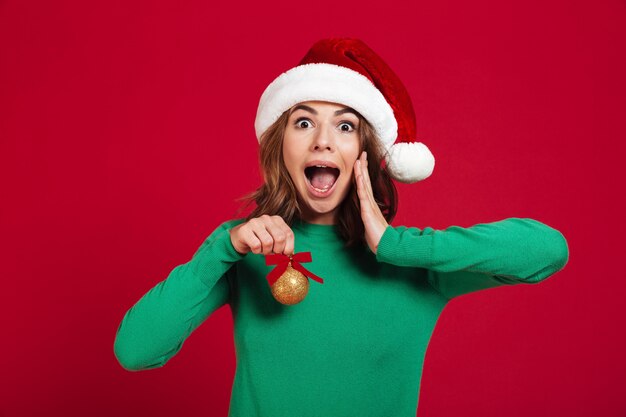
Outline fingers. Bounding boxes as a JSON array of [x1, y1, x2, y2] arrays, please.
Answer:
[[360, 151, 375, 198], [355, 162, 372, 220], [268, 215, 295, 256], [249, 218, 274, 255], [354, 152, 376, 215], [232, 215, 295, 256], [354, 160, 366, 203], [277, 217, 295, 256], [231, 223, 258, 255]]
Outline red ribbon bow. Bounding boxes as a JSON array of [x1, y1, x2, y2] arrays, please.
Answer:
[[264, 252, 324, 286]]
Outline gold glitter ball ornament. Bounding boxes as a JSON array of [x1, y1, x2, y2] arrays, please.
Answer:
[[270, 263, 309, 305]]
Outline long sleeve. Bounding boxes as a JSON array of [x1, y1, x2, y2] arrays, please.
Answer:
[[113, 219, 245, 371], [376, 217, 569, 301]]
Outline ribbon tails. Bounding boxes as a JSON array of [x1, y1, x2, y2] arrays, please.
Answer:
[[265, 252, 324, 286]]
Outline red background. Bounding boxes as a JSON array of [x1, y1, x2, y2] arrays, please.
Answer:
[[1, 0, 625, 416]]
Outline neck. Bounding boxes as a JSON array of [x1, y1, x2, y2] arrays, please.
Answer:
[[299, 208, 337, 225]]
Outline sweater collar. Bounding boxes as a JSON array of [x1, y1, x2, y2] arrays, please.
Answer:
[[291, 218, 342, 240]]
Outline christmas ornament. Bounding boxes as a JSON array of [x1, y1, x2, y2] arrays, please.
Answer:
[[270, 263, 309, 305], [265, 252, 324, 305]]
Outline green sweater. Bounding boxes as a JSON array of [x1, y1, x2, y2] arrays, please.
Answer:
[[114, 217, 569, 416]]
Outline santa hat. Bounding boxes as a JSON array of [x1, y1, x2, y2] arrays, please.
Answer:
[[254, 38, 435, 183]]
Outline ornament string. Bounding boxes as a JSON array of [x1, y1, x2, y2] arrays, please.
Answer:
[[264, 252, 324, 286]]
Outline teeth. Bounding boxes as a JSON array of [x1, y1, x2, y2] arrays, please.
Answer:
[[306, 164, 336, 194], [312, 185, 331, 192]]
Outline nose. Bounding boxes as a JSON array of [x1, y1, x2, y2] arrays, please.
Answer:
[[311, 124, 334, 152]]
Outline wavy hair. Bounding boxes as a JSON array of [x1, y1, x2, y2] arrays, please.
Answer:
[[237, 106, 397, 247]]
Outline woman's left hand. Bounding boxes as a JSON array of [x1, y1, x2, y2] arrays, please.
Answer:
[[354, 151, 389, 254]]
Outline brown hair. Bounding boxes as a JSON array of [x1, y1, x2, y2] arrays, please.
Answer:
[[237, 106, 398, 248]]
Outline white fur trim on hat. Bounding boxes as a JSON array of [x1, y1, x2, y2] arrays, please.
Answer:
[[385, 142, 435, 183], [255, 63, 398, 147]]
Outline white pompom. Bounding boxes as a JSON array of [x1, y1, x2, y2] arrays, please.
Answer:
[[385, 142, 435, 183]]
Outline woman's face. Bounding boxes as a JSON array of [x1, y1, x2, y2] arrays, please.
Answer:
[[283, 101, 361, 225]]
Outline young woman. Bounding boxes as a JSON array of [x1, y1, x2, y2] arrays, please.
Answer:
[[114, 38, 569, 417]]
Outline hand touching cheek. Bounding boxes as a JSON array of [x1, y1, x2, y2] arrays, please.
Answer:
[[353, 151, 389, 254]]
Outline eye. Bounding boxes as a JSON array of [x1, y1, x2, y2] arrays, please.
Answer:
[[338, 121, 355, 132], [295, 118, 313, 129]]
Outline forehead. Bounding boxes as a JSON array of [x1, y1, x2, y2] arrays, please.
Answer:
[[297, 100, 346, 109], [290, 101, 358, 116]]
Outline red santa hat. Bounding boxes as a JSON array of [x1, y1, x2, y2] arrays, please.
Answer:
[[254, 38, 435, 183]]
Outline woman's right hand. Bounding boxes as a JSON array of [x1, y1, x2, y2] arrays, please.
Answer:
[[229, 215, 295, 256]]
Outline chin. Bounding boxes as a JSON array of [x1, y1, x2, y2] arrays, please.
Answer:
[[298, 183, 349, 222]]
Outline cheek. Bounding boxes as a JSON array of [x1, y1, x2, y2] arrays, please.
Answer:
[[339, 139, 361, 173]]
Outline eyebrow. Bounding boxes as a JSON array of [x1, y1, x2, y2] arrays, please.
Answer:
[[291, 104, 358, 117]]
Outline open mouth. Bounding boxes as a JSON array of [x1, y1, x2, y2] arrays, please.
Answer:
[[304, 165, 340, 194]]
